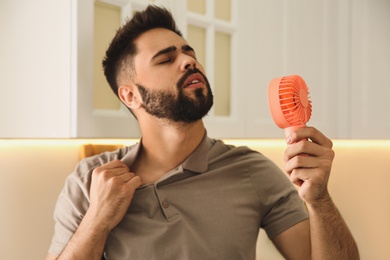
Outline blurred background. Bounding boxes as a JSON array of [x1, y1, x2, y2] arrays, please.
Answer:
[[1, 0, 389, 259]]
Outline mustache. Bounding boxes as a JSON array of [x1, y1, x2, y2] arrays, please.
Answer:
[[177, 67, 205, 89]]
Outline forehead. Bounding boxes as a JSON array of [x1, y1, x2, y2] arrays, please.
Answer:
[[134, 28, 187, 57]]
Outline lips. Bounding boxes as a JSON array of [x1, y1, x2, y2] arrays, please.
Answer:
[[183, 73, 205, 89]]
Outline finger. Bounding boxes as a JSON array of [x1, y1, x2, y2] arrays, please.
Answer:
[[288, 126, 333, 148], [285, 146, 334, 172], [121, 176, 143, 196], [290, 167, 330, 188], [284, 154, 318, 173], [102, 159, 130, 171], [93, 160, 130, 177], [284, 140, 321, 162], [112, 171, 137, 183], [98, 172, 139, 195], [127, 176, 143, 190], [289, 169, 306, 186]]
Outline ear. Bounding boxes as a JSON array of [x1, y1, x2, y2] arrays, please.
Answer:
[[118, 85, 142, 110]]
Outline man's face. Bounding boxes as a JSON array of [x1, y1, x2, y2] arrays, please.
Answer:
[[131, 28, 213, 123]]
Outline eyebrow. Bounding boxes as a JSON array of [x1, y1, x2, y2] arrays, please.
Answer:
[[151, 45, 195, 61], [182, 45, 195, 53]]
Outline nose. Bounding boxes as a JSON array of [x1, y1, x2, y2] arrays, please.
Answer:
[[180, 54, 197, 72]]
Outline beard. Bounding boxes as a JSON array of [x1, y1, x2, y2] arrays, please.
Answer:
[[136, 68, 214, 124]]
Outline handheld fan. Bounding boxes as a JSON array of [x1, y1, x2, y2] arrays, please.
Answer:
[[267, 75, 312, 138]]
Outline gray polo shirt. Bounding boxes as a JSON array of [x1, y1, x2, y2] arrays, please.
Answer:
[[49, 136, 308, 259]]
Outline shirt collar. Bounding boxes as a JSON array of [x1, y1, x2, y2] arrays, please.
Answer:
[[120, 134, 211, 174], [182, 132, 210, 173], [120, 140, 142, 170]]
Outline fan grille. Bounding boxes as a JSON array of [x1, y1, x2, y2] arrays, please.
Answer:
[[278, 75, 312, 126]]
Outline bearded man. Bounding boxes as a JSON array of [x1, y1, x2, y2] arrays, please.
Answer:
[[46, 5, 359, 260]]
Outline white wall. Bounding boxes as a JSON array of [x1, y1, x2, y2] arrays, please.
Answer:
[[0, 139, 389, 259], [0, 0, 71, 138], [2, 0, 390, 139]]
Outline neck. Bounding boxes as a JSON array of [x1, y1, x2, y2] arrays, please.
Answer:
[[133, 117, 206, 184]]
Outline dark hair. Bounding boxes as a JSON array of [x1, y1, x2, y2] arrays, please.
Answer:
[[102, 5, 182, 97]]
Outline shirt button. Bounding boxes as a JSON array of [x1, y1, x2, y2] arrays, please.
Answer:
[[162, 200, 169, 208]]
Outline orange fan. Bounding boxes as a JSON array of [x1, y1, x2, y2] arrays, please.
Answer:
[[268, 75, 312, 138]]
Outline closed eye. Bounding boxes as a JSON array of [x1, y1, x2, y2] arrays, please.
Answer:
[[158, 58, 172, 64]]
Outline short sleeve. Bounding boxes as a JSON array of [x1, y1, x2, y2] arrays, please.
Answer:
[[250, 157, 308, 239], [47, 162, 93, 256]]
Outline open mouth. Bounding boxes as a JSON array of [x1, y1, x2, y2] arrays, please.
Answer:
[[184, 73, 205, 89]]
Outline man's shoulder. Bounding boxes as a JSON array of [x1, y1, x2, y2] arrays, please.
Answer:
[[70, 145, 135, 183], [208, 138, 283, 177], [208, 138, 265, 161]]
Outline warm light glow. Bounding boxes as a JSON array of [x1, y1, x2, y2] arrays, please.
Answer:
[[0, 139, 389, 149], [0, 139, 139, 147], [332, 139, 390, 148]]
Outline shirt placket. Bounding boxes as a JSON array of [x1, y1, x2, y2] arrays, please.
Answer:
[[153, 165, 183, 221]]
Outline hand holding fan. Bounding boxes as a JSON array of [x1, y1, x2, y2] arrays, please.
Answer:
[[267, 75, 312, 138]]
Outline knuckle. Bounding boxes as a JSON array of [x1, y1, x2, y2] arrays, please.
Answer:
[[284, 161, 292, 174], [325, 148, 335, 160], [92, 167, 106, 180], [92, 166, 103, 175], [329, 149, 335, 159], [283, 150, 289, 163], [322, 159, 333, 170], [106, 175, 118, 187], [129, 175, 142, 188], [101, 170, 113, 181], [284, 164, 290, 173], [300, 140, 309, 150], [294, 154, 305, 166], [308, 126, 316, 135]]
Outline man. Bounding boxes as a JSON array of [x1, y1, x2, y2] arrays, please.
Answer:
[[46, 5, 359, 260]]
